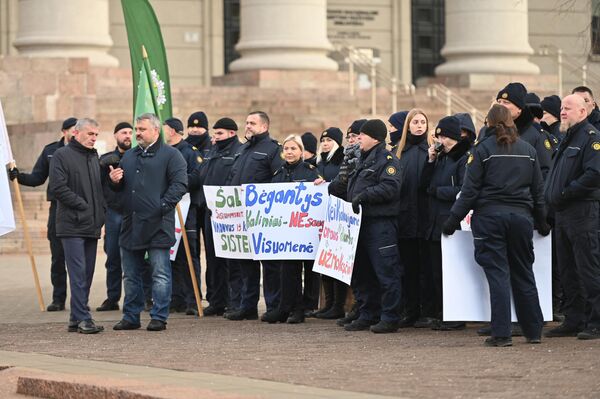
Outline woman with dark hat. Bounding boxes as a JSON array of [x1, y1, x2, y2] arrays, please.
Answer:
[[388, 111, 408, 151], [421, 116, 471, 330], [261, 135, 321, 324]]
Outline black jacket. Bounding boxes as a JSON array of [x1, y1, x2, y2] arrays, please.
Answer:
[[112, 139, 188, 250], [316, 147, 344, 182], [515, 109, 553, 179], [587, 108, 600, 131], [544, 120, 600, 211], [397, 137, 430, 239], [450, 127, 545, 220], [329, 142, 402, 217], [48, 139, 105, 238], [305, 155, 317, 167], [185, 133, 212, 158], [421, 139, 470, 241], [100, 148, 125, 213], [173, 139, 203, 205], [271, 160, 320, 183], [229, 132, 284, 185], [18, 137, 65, 201], [541, 121, 563, 147], [192, 135, 244, 187]]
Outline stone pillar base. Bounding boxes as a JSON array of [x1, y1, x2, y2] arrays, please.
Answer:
[[212, 70, 349, 89], [420, 73, 559, 92]]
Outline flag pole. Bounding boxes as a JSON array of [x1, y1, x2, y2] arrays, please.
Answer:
[[9, 161, 45, 311], [176, 204, 203, 317]]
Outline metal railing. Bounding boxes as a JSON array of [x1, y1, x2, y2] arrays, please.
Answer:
[[537, 45, 600, 96], [332, 43, 415, 116], [426, 83, 486, 127]]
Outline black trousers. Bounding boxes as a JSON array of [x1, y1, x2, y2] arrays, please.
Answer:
[[203, 209, 229, 309], [428, 240, 443, 320], [48, 201, 67, 304], [555, 201, 600, 329], [279, 260, 303, 313], [302, 261, 320, 310], [472, 212, 543, 339], [398, 237, 433, 319]]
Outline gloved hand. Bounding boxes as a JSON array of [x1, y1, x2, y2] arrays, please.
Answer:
[[337, 163, 349, 182], [351, 194, 364, 214], [537, 221, 552, 237], [533, 207, 551, 236], [442, 214, 461, 236], [8, 167, 18, 181]]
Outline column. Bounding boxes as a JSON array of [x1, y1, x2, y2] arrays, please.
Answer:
[[229, 0, 338, 72], [435, 0, 539, 76], [13, 0, 118, 67]]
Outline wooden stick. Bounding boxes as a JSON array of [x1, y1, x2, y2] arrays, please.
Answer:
[[175, 203, 203, 317], [9, 162, 45, 311]]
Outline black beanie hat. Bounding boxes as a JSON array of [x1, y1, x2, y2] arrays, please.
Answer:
[[164, 118, 184, 134], [213, 117, 238, 131], [541, 95, 561, 120], [347, 119, 367, 135], [454, 113, 475, 135], [435, 116, 462, 141], [113, 121, 133, 134], [388, 111, 408, 132], [321, 127, 343, 147], [360, 119, 387, 142], [301, 132, 318, 154], [497, 82, 527, 110], [62, 117, 77, 131], [525, 92, 544, 119], [187, 111, 208, 129]]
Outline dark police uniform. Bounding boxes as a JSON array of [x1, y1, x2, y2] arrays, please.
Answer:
[[448, 127, 546, 340], [515, 110, 553, 179], [191, 135, 244, 314], [587, 107, 600, 131], [263, 160, 320, 323], [329, 142, 403, 328], [171, 139, 203, 313], [226, 131, 284, 319], [16, 137, 67, 307], [545, 120, 600, 334]]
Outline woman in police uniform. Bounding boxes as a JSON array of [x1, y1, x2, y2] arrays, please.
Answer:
[[442, 104, 550, 347], [261, 135, 320, 324]]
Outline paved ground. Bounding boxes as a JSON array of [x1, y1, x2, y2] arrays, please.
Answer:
[[0, 253, 599, 398]]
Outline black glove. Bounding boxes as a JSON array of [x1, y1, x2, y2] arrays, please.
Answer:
[[442, 214, 461, 236], [537, 222, 552, 237], [351, 194, 364, 214], [8, 167, 18, 181], [533, 207, 551, 236], [337, 163, 349, 182]]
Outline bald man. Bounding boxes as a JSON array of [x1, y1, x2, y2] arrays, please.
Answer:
[[544, 94, 600, 340]]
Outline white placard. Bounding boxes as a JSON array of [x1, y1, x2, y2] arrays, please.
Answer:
[[169, 193, 191, 261]]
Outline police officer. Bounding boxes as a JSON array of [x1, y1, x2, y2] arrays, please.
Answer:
[[96, 122, 133, 311], [541, 95, 562, 144], [191, 117, 243, 316], [571, 86, 600, 130], [388, 111, 408, 151], [443, 104, 550, 347], [225, 111, 284, 321], [329, 119, 404, 333], [301, 132, 318, 166], [454, 113, 477, 145], [544, 94, 600, 340], [164, 117, 203, 315], [496, 83, 553, 179], [8, 116, 77, 311]]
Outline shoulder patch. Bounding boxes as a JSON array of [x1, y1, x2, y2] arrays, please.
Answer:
[[308, 163, 315, 169], [590, 130, 597, 135], [197, 156, 203, 163], [467, 153, 474, 165], [385, 166, 397, 176], [544, 139, 552, 150], [592, 142, 600, 151], [386, 155, 393, 160], [192, 146, 198, 151]]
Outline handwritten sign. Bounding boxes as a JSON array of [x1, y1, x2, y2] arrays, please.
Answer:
[[312, 196, 362, 284]]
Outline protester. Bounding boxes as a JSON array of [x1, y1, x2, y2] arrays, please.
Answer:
[[443, 104, 550, 347], [301, 132, 318, 166], [388, 111, 408, 151], [48, 118, 105, 334], [110, 113, 187, 332]]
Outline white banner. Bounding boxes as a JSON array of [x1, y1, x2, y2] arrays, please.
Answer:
[[442, 230, 552, 322], [204, 185, 252, 259], [0, 99, 15, 237], [169, 193, 191, 261], [312, 196, 362, 285], [243, 182, 328, 260]]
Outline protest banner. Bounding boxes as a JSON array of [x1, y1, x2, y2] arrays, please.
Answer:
[[169, 193, 190, 261], [243, 182, 328, 260], [204, 185, 252, 259], [442, 230, 552, 322], [312, 195, 362, 285]]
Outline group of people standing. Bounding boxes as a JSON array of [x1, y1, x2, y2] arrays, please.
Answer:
[[8, 81, 600, 347]]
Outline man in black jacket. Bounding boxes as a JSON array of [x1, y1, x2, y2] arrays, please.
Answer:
[[110, 113, 187, 332], [8, 117, 77, 311], [48, 118, 105, 334], [572, 86, 600, 131], [544, 94, 600, 340], [225, 111, 284, 321]]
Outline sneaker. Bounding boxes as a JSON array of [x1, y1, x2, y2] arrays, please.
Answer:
[[113, 319, 141, 331], [261, 309, 288, 324], [203, 305, 226, 316], [370, 320, 400, 334], [544, 323, 583, 338], [225, 308, 259, 321], [78, 319, 103, 334], [484, 336, 512, 347], [46, 302, 65, 312], [147, 319, 167, 331], [96, 299, 119, 312], [577, 327, 600, 340], [287, 310, 305, 324], [344, 319, 377, 332], [414, 317, 438, 328], [431, 321, 466, 331]]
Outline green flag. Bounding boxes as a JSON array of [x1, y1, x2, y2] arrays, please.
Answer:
[[121, 0, 172, 120], [131, 49, 165, 146]]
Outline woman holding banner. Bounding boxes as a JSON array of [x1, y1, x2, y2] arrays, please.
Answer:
[[261, 135, 321, 324], [442, 104, 551, 347]]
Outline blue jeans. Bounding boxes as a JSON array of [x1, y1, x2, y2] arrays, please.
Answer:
[[121, 248, 172, 323], [62, 237, 97, 323], [103, 208, 122, 303]]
